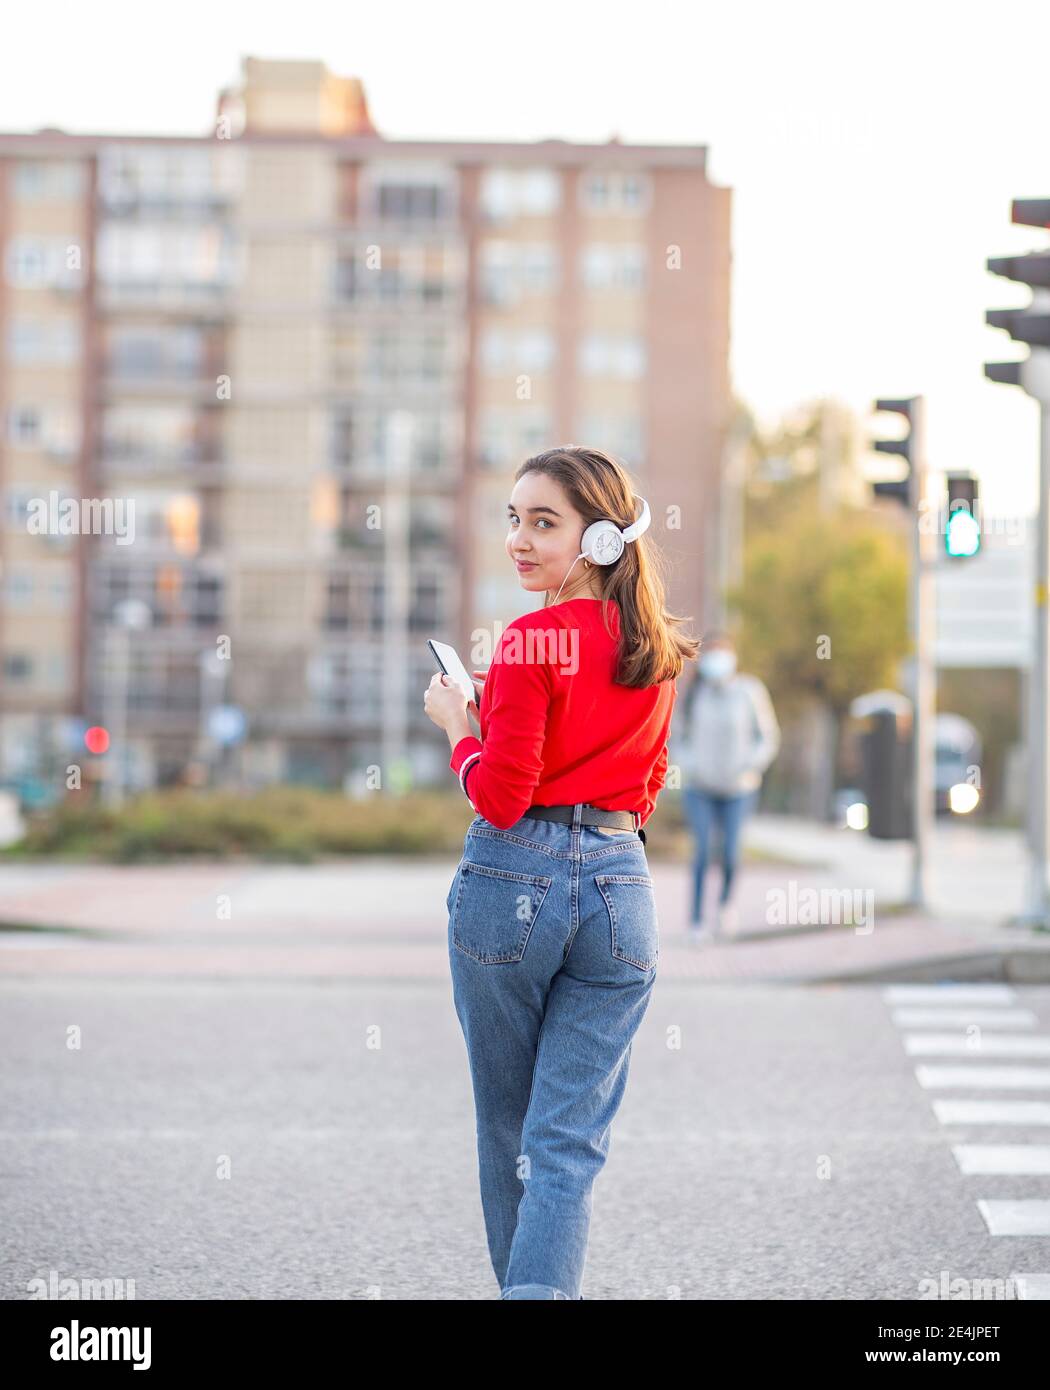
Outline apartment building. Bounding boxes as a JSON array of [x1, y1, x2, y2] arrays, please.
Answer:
[[0, 56, 731, 796]]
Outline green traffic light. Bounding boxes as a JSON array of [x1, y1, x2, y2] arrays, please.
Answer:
[[946, 507, 981, 557]]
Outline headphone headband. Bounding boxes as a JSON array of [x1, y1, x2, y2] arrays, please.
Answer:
[[619, 495, 651, 543]]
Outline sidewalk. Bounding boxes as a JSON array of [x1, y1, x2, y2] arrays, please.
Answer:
[[0, 814, 1047, 983], [695, 812, 1050, 982]]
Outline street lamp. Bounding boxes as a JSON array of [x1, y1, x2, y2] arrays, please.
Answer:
[[104, 598, 151, 809], [196, 649, 228, 787]]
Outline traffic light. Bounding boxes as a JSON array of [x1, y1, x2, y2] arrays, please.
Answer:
[[945, 473, 980, 558], [871, 397, 918, 508], [986, 199, 1050, 384]]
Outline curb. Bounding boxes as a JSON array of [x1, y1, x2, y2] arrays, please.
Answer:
[[781, 947, 1050, 986]]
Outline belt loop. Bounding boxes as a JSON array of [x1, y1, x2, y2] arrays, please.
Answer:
[[572, 802, 583, 833]]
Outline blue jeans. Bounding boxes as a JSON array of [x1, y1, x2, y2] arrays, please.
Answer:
[[446, 802, 658, 1300], [682, 786, 758, 923]]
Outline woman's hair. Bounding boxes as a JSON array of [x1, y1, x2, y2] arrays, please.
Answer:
[[515, 445, 701, 689]]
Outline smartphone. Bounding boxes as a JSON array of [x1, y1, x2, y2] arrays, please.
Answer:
[[427, 639, 477, 705]]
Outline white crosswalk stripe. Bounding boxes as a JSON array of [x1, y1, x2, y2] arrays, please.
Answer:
[[952, 1145, 1050, 1174], [904, 1033, 1050, 1056], [978, 1201, 1050, 1236], [884, 982, 1050, 1296], [934, 1099, 1050, 1125], [892, 1007, 1036, 1028], [915, 1064, 1050, 1088], [882, 984, 1017, 1005], [1013, 1273, 1050, 1298]]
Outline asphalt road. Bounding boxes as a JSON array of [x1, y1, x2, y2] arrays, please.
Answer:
[[3, 975, 1050, 1299]]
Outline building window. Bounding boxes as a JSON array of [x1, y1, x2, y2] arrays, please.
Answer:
[[379, 184, 440, 219], [2, 653, 32, 682], [579, 171, 652, 215], [97, 223, 237, 296], [478, 241, 558, 306], [7, 407, 41, 446], [92, 564, 223, 629], [5, 237, 84, 290], [324, 576, 351, 631], [576, 412, 645, 464], [480, 328, 555, 374], [2, 571, 33, 607], [101, 404, 203, 467], [6, 405, 79, 457], [7, 317, 81, 364], [408, 497, 453, 550], [480, 168, 560, 221], [4, 487, 36, 530], [578, 334, 646, 378], [580, 243, 646, 290], [49, 571, 73, 611], [582, 174, 611, 210], [357, 327, 461, 390], [478, 406, 553, 469], [46, 652, 69, 688], [330, 407, 462, 475], [333, 242, 464, 307], [621, 175, 646, 209], [13, 160, 87, 201], [97, 144, 238, 208], [107, 324, 206, 379], [360, 162, 458, 223]]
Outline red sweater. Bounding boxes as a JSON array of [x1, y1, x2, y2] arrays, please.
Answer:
[[448, 597, 677, 831]]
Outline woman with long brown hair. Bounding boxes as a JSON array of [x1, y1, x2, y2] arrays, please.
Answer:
[[424, 445, 699, 1298]]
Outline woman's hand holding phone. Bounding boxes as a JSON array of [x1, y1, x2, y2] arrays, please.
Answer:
[[468, 668, 488, 726]]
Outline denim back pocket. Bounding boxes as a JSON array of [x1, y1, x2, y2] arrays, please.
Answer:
[[451, 862, 553, 964], [595, 873, 659, 971]]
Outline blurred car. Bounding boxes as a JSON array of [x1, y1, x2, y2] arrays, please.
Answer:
[[934, 713, 981, 816]]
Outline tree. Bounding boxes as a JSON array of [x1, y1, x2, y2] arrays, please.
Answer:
[[723, 401, 911, 817]]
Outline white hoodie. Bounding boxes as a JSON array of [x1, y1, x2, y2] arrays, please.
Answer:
[[671, 671, 781, 796]]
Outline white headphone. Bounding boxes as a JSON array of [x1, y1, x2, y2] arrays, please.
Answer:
[[551, 496, 651, 605]]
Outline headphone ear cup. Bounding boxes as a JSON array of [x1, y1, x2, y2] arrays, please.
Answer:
[[580, 520, 622, 566]]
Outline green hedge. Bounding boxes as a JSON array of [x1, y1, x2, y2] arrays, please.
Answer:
[[0, 785, 801, 864], [3, 788, 478, 862]]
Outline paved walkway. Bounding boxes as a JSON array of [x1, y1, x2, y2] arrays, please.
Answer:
[[1, 813, 1048, 982]]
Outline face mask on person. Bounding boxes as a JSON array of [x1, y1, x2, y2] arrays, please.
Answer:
[[699, 649, 737, 681]]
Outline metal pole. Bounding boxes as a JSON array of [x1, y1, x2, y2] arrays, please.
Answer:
[[103, 624, 129, 810], [1014, 351, 1050, 927], [716, 411, 747, 627], [909, 396, 935, 911], [104, 599, 151, 809], [380, 412, 413, 795], [1022, 400, 1050, 924], [196, 651, 225, 788]]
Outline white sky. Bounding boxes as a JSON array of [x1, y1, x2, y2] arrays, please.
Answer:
[[4, 0, 1049, 519]]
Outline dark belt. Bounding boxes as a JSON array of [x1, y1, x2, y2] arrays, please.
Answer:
[[525, 802, 645, 837]]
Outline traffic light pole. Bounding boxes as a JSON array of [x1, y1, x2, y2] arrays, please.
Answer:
[[986, 199, 1050, 928], [872, 395, 935, 912], [909, 398, 934, 912], [1018, 358, 1050, 928]]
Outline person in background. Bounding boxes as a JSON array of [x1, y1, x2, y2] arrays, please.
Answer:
[[671, 630, 780, 942]]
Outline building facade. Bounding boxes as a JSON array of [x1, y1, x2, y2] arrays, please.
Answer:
[[0, 57, 732, 797]]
